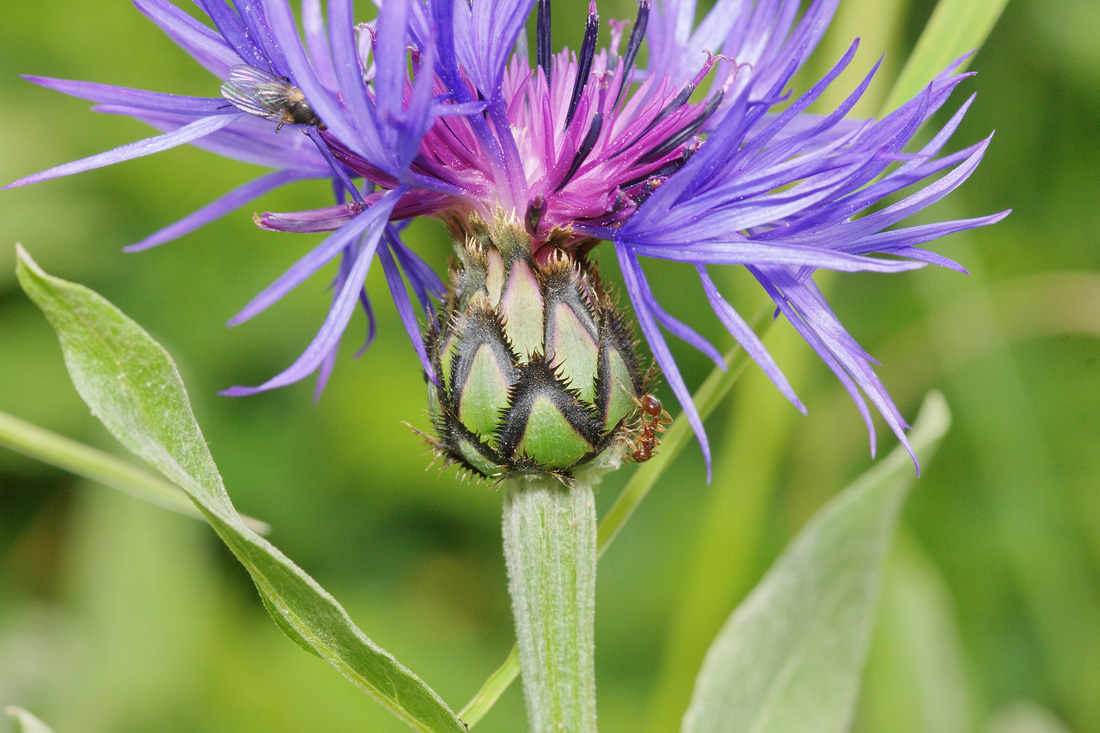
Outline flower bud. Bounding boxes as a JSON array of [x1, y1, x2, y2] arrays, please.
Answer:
[[424, 218, 648, 481]]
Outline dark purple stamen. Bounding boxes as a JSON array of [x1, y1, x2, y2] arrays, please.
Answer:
[[636, 92, 724, 165], [615, 0, 650, 106], [556, 113, 604, 191], [619, 152, 693, 190], [564, 2, 599, 129], [608, 77, 700, 162], [648, 79, 698, 128], [537, 0, 552, 80]]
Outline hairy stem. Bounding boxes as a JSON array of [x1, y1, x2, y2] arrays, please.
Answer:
[[502, 476, 597, 732]]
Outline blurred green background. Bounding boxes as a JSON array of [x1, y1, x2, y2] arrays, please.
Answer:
[[1, 0, 1097, 730]]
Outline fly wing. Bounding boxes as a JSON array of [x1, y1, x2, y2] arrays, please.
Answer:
[[220, 64, 292, 119]]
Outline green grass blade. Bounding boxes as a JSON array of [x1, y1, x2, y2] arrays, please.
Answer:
[[459, 648, 520, 725], [462, 656, 515, 728], [15, 245, 467, 733], [883, 0, 1011, 112], [0, 409, 270, 534]]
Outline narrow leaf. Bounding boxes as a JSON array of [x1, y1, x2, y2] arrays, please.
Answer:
[[0, 409, 270, 534], [15, 245, 467, 733], [682, 391, 951, 733], [459, 648, 520, 726], [883, 0, 1010, 112]]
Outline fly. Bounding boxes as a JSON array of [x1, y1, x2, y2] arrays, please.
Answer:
[[220, 64, 324, 131]]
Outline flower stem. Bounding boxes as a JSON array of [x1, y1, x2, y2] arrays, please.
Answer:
[[502, 475, 597, 732]]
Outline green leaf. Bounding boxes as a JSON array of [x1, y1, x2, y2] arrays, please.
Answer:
[[4, 707, 55, 733], [882, 0, 1011, 112], [0, 409, 270, 534], [14, 245, 467, 733], [860, 532, 974, 733], [681, 392, 952, 733]]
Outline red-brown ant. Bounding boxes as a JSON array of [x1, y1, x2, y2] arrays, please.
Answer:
[[625, 393, 671, 462]]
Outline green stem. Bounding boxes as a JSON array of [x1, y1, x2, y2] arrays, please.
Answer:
[[0, 410, 270, 534], [502, 475, 597, 732]]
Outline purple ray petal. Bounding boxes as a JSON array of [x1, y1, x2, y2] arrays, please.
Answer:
[[882, 247, 968, 273], [222, 193, 401, 396], [257, 203, 360, 233], [6, 114, 234, 188], [754, 264, 919, 470], [750, 264, 880, 451], [460, 0, 536, 98], [24, 76, 230, 116], [125, 169, 314, 252], [301, 0, 338, 88], [628, 240, 926, 273], [779, 274, 875, 362], [401, 36, 445, 173], [261, 0, 379, 166], [312, 248, 352, 402], [737, 51, 880, 176], [648, 298, 727, 370], [314, 342, 340, 401], [846, 211, 1009, 259], [304, 126, 366, 205], [228, 193, 398, 326], [387, 226, 446, 310], [315, 237, 376, 399], [831, 137, 993, 241], [372, 0, 410, 114], [777, 133, 989, 243], [237, 0, 291, 73], [134, 0, 239, 77], [93, 106, 327, 171], [378, 241, 437, 383], [697, 266, 805, 412], [725, 39, 862, 172], [195, 0, 267, 69], [616, 240, 712, 477], [329, 0, 383, 147], [354, 292, 379, 359]]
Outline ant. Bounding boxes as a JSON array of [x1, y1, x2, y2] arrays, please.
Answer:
[[625, 393, 672, 462]]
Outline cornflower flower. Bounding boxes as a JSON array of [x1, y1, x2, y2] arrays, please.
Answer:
[[8, 0, 1007, 478]]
